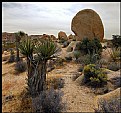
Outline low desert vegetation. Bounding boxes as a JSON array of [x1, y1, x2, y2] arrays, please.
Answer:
[[32, 88, 65, 113], [83, 64, 107, 87], [46, 76, 65, 89], [107, 62, 120, 71], [2, 31, 121, 112], [95, 97, 121, 113], [111, 35, 121, 48], [8, 49, 15, 63], [75, 37, 102, 55], [15, 60, 27, 73]]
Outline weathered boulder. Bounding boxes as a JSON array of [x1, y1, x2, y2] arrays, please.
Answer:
[[75, 74, 85, 85], [107, 70, 121, 91], [94, 88, 121, 112], [58, 31, 68, 41], [50, 35, 57, 41], [66, 41, 81, 52], [71, 9, 104, 42], [68, 34, 73, 39]]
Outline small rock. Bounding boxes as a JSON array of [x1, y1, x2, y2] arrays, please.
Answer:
[[71, 100, 74, 103], [5, 94, 14, 102]]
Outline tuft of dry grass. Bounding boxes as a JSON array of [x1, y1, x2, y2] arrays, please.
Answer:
[[46, 76, 65, 89]]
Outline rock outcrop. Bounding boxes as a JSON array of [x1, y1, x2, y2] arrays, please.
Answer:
[[94, 88, 120, 112], [58, 31, 68, 41], [71, 9, 104, 42]]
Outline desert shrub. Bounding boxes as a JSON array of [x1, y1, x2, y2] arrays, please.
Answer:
[[66, 46, 73, 52], [65, 56, 72, 61], [78, 65, 84, 72], [59, 38, 67, 43], [73, 51, 81, 60], [111, 35, 121, 48], [62, 41, 70, 48], [47, 77, 65, 89], [8, 49, 15, 63], [77, 52, 100, 65], [98, 58, 109, 66], [8, 55, 15, 63], [15, 61, 27, 72], [78, 37, 102, 55], [107, 47, 121, 62], [55, 57, 65, 66], [95, 97, 121, 113], [32, 88, 65, 113], [83, 64, 107, 87], [3, 42, 16, 51], [107, 62, 120, 71]]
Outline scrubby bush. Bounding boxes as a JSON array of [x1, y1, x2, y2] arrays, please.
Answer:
[[59, 38, 67, 44], [95, 97, 121, 113], [65, 56, 72, 61], [78, 65, 84, 72], [107, 47, 121, 62], [111, 35, 121, 48], [47, 77, 65, 89], [55, 57, 65, 66], [8, 55, 15, 63], [77, 52, 100, 65], [98, 58, 109, 67], [77, 37, 102, 55], [32, 88, 65, 113], [15, 61, 27, 72], [73, 51, 81, 60], [107, 62, 120, 71], [83, 64, 107, 87], [62, 41, 70, 48], [8, 49, 15, 63]]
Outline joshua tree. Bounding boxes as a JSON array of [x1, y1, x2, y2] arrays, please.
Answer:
[[19, 38, 61, 97], [15, 31, 26, 62], [19, 37, 35, 78], [35, 39, 61, 92]]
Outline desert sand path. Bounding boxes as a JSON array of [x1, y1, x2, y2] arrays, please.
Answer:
[[50, 62, 96, 112]]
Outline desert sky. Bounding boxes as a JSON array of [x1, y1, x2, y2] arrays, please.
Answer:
[[2, 2, 120, 39]]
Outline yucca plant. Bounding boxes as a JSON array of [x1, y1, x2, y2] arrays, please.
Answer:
[[35, 39, 61, 92], [15, 31, 26, 62], [19, 38, 61, 97], [19, 38, 35, 78]]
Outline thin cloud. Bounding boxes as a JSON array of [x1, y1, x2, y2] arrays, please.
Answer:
[[2, 2, 120, 39]]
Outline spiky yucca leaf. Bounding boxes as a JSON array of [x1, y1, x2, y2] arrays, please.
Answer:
[[36, 40, 61, 61], [19, 38, 35, 57]]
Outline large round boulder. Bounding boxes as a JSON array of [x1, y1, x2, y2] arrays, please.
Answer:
[[71, 9, 104, 42]]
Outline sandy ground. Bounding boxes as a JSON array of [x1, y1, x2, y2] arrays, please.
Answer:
[[2, 60, 27, 112], [3, 47, 111, 112], [49, 62, 96, 112]]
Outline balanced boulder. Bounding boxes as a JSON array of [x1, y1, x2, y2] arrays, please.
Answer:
[[71, 9, 104, 42]]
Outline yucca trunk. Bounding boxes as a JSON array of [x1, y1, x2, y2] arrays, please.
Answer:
[[27, 56, 33, 79], [41, 60, 47, 91], [16, 41, 20, 62], [33, 60, 47, 94]]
